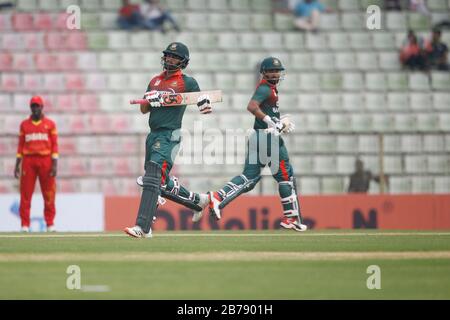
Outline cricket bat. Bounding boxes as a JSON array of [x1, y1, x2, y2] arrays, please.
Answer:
[[130, 90, 222, 107]]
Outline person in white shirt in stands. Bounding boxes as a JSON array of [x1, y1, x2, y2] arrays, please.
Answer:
[[139, 0, 180, 33]]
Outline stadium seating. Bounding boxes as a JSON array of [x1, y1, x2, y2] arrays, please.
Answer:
[[0, 1, 448, 195]]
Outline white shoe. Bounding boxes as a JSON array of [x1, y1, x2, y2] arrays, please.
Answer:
[[192, 193, 209, 222], [280, 217, 307, 232], [123, 225, 152, 238], [208, 191, 222, 220], [21, 226, 29, 233]]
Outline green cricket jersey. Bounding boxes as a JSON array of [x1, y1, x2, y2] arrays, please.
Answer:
[[146, 69, 200, 131], [251, 79, 281, 130]]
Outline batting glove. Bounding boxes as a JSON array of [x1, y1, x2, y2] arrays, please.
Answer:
[[281, 114, 295, 134], [263, 115, 285, 136], [197, 94, 212, 114], [144, 90, 163, 108]]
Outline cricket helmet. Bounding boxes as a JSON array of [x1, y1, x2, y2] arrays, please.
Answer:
[[162, 42, 190, 70], [260, 57, 285, 85], [260, 57, 285, 73]]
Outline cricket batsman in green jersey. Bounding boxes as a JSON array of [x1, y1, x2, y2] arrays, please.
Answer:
[[204, 57, 307, 232], [124, 42, 212, 238]]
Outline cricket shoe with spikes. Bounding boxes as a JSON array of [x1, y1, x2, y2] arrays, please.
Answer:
[[123, 225, 152, 238], [280, 217, 307, 232], [208, 191, 222, 220], [192, 193, 209, 222]]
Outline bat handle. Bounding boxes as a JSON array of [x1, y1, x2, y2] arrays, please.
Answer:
[[130, 99, 148, 105]]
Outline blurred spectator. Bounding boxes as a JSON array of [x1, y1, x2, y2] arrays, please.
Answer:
[[0, 1, 14, 10], [424, 28, 449, 71], [139, 0, 180, 33], [409, 0, 430, 16], [293, 0, 327, 32], [348, 159, 387, 193], [117, 0, 141, 30], [384, 0, 402, 10], [400, 30, 426, 70]]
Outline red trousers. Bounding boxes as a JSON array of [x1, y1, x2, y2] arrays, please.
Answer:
[[19, 155, 56, 227]]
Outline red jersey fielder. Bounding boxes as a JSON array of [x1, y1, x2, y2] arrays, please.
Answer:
[[14, 96, 58, 232]]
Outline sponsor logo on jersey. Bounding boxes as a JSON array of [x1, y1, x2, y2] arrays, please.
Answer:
[[25, 133, 48, 142], [153, 141, 161, 150], [155, 79, 161, 86]]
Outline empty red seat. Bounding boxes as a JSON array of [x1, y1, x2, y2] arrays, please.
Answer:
[[68, 157, 89, 176], [22, 74, 42, 90], [13, 13, 34, 30], [43, 73, 65, 91], [110, 114, 133, 133], [0, 53, 13, 71], [58, 137, 77, 155], [120, 136, 139, 154], [35, 53, 58, 71], [55, 94, 75, 111], [65, 73, 85, 91], [0, 94, 11, 111], [90, 114, 112, 133], [55, 13, 70, 30], [24, 32, 44, 50], [2, 33, 23, 50], [13, 53, 34, 71], [58, 53, 77, 71], [13, 94, 32, 112], [97, 136, 118, 154], [22, 74, 43, 91], [66, 32, 87, 50], [0, 137, 15, 155], [57, 179, 78, 192], [90, 157, 113, 175], [45, 32, 66, 50], [86, 73, 107, 90], [1, 73, 20, 92], [34, 13, 54, 30], [113, 157, 139, 176], [101, 179, 120, 195], [78, 94, 99, 111], [4, 115, 23, 134], [68, 115, 89, 133]]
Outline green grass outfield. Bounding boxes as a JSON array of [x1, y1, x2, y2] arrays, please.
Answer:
[[0, 230, 450, 299]]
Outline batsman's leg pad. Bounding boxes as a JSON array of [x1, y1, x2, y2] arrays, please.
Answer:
[[161, 176, 203, 211], [218, 175, 261, 209], [279, 177, 304, 223], [136, 161, 161, 233]]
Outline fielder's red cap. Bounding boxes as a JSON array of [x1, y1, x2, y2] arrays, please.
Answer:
[[30, 96, 44, 107]]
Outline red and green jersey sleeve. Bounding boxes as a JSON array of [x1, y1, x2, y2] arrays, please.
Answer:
[[251, 82, 280, 130], [146, 71, 200, 131]]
